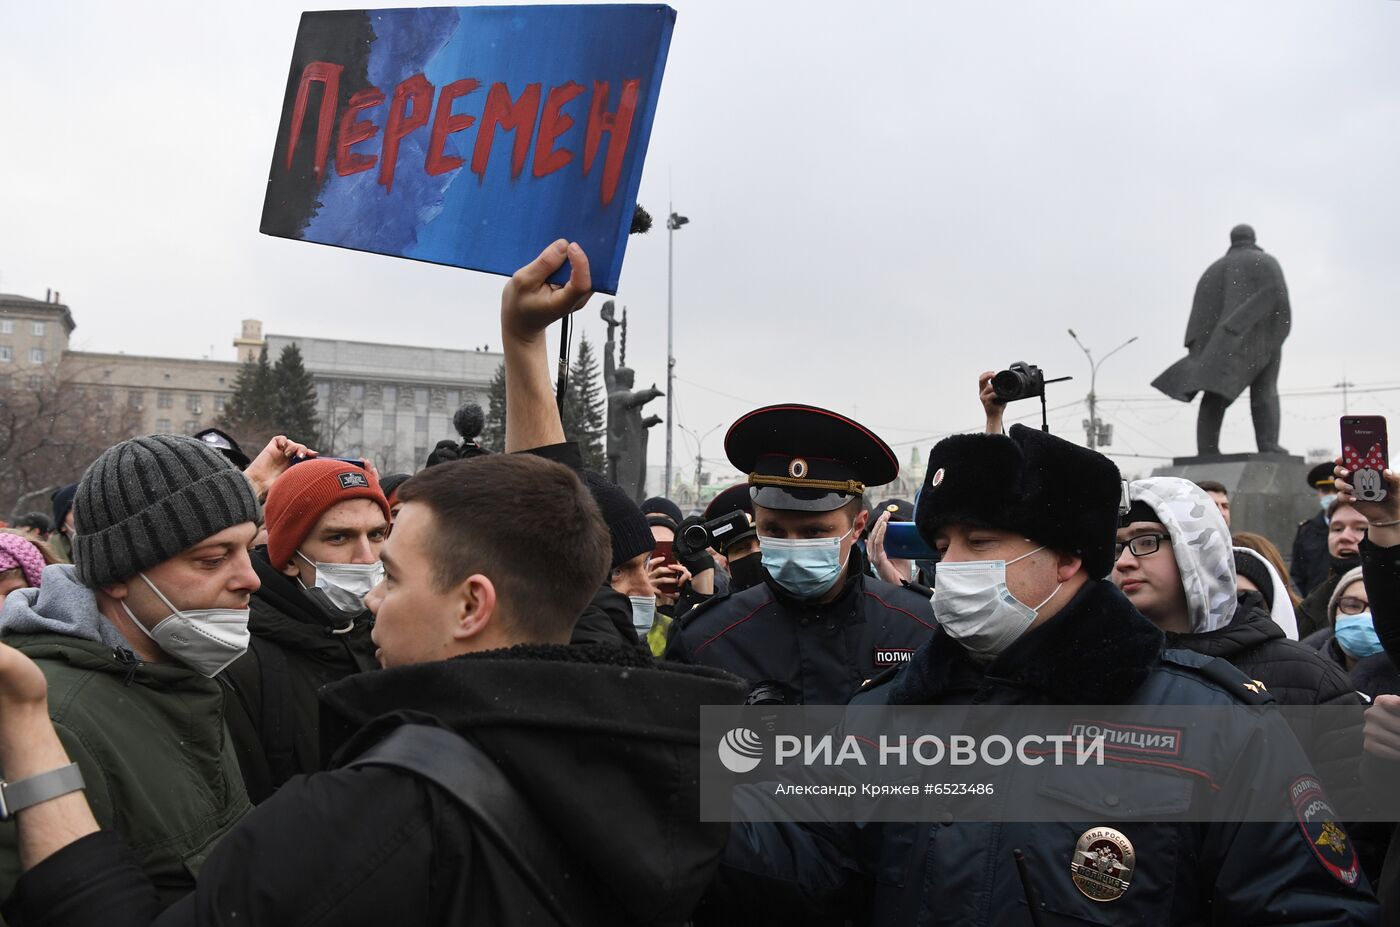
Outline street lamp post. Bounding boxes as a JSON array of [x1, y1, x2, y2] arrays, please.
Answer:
[[680, 423, 723, 503], [1068, 330, 1137, 450], [665, 207, 689, 497]]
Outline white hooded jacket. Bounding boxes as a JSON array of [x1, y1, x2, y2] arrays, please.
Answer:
[[1126, 477, 1237, 634]]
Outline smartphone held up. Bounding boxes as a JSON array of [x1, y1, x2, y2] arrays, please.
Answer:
[[1341, 415, 1389, 503]]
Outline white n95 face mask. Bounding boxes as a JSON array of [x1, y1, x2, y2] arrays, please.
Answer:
[[298, 551, 383, 618], [932, 547, 1061, 662], [629, 595, 657, 636], [121, 573, 250, 678]]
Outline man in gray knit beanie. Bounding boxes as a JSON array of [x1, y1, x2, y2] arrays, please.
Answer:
[[0, 434, 262, 908]]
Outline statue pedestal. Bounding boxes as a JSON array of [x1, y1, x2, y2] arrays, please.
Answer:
[[1150, 453, 1316, 553]]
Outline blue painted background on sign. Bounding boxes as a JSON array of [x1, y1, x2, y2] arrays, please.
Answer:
[[263, 5, 676, 294]]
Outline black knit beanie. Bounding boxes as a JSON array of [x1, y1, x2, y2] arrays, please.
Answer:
[[72, 434, 262, 588], [1233, 550, 1275, 610], [582, 470, 655, 569]]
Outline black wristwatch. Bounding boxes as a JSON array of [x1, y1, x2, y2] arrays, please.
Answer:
[[0, 763, 85, 820]]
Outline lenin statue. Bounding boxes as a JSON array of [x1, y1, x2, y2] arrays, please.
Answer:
[[1152, 225, 1291, 456]]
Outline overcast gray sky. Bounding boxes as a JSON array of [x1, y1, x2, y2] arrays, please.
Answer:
[[4, 0, 1399, 484]]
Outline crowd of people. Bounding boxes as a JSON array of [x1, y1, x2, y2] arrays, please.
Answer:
[[0, 240, 1397, 924]]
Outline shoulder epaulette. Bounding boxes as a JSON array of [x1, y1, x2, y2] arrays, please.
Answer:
[[673, 589, 734, 632], [1160, 648, 1275, 705], [900, 579, 934, 598], [857, 665, 902, 695]]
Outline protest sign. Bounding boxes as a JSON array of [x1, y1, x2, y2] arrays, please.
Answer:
[[261, 5, 675, 293]]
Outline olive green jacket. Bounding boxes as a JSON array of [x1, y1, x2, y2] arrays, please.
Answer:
[[0, 633, 250, 911]]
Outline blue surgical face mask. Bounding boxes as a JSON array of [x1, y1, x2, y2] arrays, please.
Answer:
[[760, 527, 855, 600], [1335, 613, 1384, 659], [1321, 493, 1337, 514]]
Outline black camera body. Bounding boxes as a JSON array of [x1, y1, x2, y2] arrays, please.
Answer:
[[681, 510, 754, 552], [991, 362, 1046, 403]]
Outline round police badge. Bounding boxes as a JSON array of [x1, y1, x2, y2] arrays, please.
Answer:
[[931, 467, 945, 487], [1070, 827, 1135, 902], [787, 457, 809, 479]]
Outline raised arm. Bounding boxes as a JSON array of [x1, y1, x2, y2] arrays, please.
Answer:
[[500, 240, 593, 453]]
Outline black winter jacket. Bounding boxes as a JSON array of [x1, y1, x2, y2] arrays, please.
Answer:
[[1293, 511, 1330, 596], [3, 645, 748, 927], [220, 549, 379, 802], [666, 549, 936, 705], [1168, 592, 1361, 706], [707, 580, 1380, 926]]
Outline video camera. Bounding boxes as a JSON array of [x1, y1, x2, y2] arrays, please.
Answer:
[[681, 510, 754, 553]]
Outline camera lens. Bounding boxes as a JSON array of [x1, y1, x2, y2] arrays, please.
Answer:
[[681, 523, 710, 550], [991, 368, 1026, 400]]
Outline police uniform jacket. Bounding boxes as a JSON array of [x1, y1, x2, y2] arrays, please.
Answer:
[[1292, 511, 1330, 597], [665, 549, 936, 705], [708, 579, 1379, 926]]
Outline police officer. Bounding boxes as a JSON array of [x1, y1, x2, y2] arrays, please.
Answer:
[[666, 404, 936, 704], [1293, 462, 1338, 596], [709, 424, 1379, 924]]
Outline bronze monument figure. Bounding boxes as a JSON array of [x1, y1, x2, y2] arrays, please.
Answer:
[[601, 301, 663, 501], [1152, 224, 1291, 456]]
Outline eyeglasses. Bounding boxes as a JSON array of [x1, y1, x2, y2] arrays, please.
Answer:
[[1336, 596, 1370, 616], [1114, 534, 1170, 560]]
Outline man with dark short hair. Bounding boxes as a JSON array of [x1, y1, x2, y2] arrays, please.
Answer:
[[1194, 478, 1232, 526], [0, 242, 746, 927]]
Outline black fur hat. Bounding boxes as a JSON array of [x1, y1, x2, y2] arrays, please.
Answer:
[[915, 424, 1122, 578]]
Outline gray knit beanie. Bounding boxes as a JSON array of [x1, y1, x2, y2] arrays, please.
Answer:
[[1327, 566, 1367, 626], [71, 434, 262, 588]]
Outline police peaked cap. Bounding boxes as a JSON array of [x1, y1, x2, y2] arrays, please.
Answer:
[[915, 424, 1122, 578], [726, 404, 899, 513], [1307, 462, 1336, 491]]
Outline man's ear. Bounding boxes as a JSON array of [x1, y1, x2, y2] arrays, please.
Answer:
[[1055, 551, 1084, 583], [852, 507, 870, 537], [101, 580, 131, 601], [452, 574, 498, 642]]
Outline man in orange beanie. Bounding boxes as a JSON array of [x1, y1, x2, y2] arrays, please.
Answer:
[[221, 458, 391, 802]]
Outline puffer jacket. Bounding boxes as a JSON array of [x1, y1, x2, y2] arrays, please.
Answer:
[[706, 579, 1380, 926], [1170, 592, 1361, 706], [0, 565, 249, 911]]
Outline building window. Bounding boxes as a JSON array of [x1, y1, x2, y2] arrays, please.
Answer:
[[32, 321, 45, 337], [382, 384, 397, 405], [0, 320, 12, 334], [414, 446, 427, 467], [157, 391, 173, 408], [215, 396, 227, 413], [0, 346, 11, 363], [415, 415, 428, 434], [0, 374, 10, 388], [414, 388, 428, 408], [96, 388, 113, 403], [156, 418, 172, 432], [127, 391, 144, 410], [186, 393, 202, 412], [316, 382, 329, 404], [29, 348, 43, 364], [183, 420, 199, 435], [27, 375, 42, 390], [350, 383, 365, 402]]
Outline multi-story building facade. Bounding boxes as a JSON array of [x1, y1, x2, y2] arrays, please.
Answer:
[[1, 293, 500, 477]]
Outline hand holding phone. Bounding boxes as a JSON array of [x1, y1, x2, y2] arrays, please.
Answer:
[[1341, 416, 1389, 503]]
